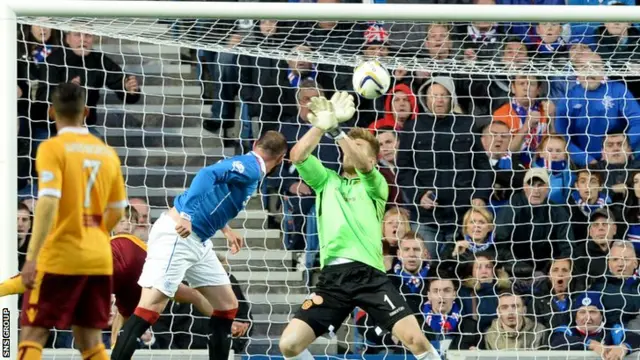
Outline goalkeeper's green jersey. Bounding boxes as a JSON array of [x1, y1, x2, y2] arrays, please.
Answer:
[[296, 155, 388, 272]]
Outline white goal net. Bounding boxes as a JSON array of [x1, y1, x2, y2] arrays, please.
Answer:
[[10, 4, 640, 360]]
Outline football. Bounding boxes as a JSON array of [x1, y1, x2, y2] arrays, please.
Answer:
[[352, 60, 391, 99]]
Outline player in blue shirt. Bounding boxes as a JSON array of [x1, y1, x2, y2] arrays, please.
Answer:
[[112, 131, 287, 360]]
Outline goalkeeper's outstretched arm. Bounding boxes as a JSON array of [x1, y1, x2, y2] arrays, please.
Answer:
[[290, 127, 325, 164]]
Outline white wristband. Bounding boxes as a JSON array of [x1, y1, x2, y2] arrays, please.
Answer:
[[333, 131, 347, 140], [179, 212, 192, 221]]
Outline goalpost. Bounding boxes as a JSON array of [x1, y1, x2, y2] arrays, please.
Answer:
[[3, 1, 640, 360]]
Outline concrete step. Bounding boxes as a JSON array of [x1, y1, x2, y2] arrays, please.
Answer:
[[210, 229, 283, 250], [245, 293, 308, 314], [140, 85, 201, 97], [232, 271, 303, 283], [245, 336, 339, 356], [115, 146, 234, 168], [128, 187, 265, 212], [100, 104, 206, 116], [104, 127, 223, 148], [100, 112, 208, 129], [97, 43, 183, 60], [216, 249, 294, 272]]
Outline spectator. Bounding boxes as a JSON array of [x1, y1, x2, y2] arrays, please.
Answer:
[[524, 22, 570, 60], [128, 197, 150, 241], [382, 207, 411, 271], [494, 168, 574, 277], [112, 205, 140, 236], [422, 270, 481, 353], [278, 81, 341, 250], [625, 171, 640, 250], [368, 84, 417, 131], [550, 292, 640, 359], [555, 52, 640, 167], [397, 76, 492, 258], [375, 127, 400, 207], [17, 24, 60, 138], [532, 258, 573, 331], [356, 232, 431, 353], [38, 31, 140, 136], [595, 132, 640, 196], [574, 208, 621, 291], [483, 292, 548, 350], [362, 23, 390, 59], [594, 6, 640, 62], [238, 20, 297, 135], [457, 252, 511, 332], [493, 74, 550, 163], [531, 135, 573, 204], [442, 207, 498, 259], [569, 169, 614, 241], [589, 241, 640, 326], [456, 0, 507, 64], [479, 122, 527, 214], [17, 202, 32, 270]]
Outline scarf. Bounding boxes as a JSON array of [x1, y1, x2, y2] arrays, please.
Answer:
[[571, 190, 611, 217], [32, 44, 53, 63], [534, 156, 568, 174], [512, 100, 546, 153], [537, 38, 566, 54], [423, 301, 461, 334], [553, 296, 569, 312], [495, 153, 513, 170], [287, 68, 317, 87], [393, 262, 430, 294], [464, 232, 495, 253], [468, 25, 498, 44]]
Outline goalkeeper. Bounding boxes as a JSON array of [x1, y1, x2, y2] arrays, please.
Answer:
[[278, 92, 440, 360]]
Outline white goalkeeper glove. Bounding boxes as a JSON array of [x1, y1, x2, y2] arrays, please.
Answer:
[[307, 96, 338, 131], [329, 91, 356, 123]]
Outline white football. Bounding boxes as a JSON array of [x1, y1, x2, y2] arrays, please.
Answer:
[[352, 60, 391, 99]]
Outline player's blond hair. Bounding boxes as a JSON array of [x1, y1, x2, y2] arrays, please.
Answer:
[[348, 127, 380, 158]]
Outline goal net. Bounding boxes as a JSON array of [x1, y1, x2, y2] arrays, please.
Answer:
[[10, 5, 640, 360]]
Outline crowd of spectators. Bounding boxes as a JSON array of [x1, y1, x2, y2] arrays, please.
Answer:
[[13, 0, 640, 356]]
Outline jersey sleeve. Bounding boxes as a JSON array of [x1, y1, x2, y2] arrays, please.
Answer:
[[35, 140, 63, 198], [206, 157, 261, 185], [294, 155, 330, 191], [108, 153, 128, 209], [356, 167, 388, 203]]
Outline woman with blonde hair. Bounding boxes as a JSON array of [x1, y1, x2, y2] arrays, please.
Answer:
[[442, 206, 496, 259], [382, 207, 411, 271]]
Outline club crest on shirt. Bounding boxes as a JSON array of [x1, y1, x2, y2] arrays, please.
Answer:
[[232, 161, 245, 174], [40, 170, 54, 183]]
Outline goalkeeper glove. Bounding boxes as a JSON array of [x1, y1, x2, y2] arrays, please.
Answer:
[[307, 96, 338, 131], [330, 91, 356, 123]]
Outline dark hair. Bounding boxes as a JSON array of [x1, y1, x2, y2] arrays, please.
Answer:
[[17, 24, 61, 59], [125, 205, 140, 224], [255, 131, 288, 158], [18, 202, 31, 214], [574, 167, 604, 186], [426, 262, 459, 292], [51, 82, 86, 121]]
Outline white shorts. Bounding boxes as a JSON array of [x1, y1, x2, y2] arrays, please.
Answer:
[[138, 213, 230, 297]]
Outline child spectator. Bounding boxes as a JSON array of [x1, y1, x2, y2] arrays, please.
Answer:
[[532, 258, 573, 331], [525, 22, 569, 60], [368, 84, 417, 131], [457, 252, 510, 332], [422, 269, 481, 354], [531, 135, 573, 204], [362, 23, 390, 58], [493, 74, 550, 164], [479, 122, 527, 214], [382, 208, 411, 271], [484, 292, 548, 350], [589, 241, 640, 327], [551, 292, 640, 359], [555, 52, 640, 167], [569, 169, 612, 241], [442, 207, 497, 259]]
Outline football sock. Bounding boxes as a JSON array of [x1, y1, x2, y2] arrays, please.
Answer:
[[81, 343, 109, 360], [0, 274, 25, 297], [110, 307, 159, 360], [208, 308, 237, 360], [17, 341, 43, 360]]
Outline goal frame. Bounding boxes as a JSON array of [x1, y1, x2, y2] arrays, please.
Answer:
[[3, 2, 640, 359]]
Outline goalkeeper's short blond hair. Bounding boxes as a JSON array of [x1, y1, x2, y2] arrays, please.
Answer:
[[348, 127, 380, 158]]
